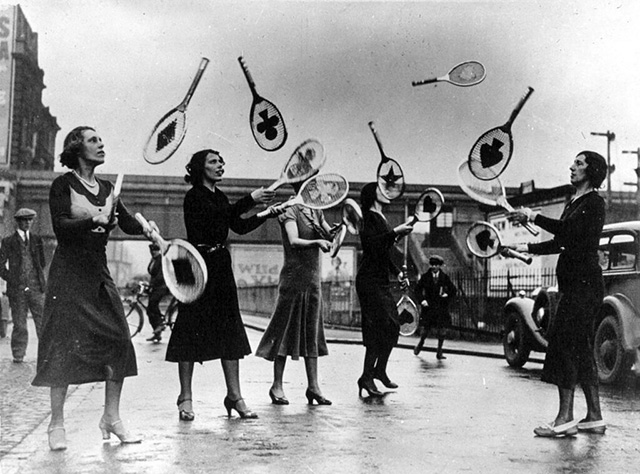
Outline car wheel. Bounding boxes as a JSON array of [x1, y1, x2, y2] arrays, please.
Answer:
[[503, 310, 531, 368], [594, 315, 633, 384]]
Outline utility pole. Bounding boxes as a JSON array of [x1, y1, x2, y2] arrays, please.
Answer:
[[591, 130, 616, 208], [622, 147, 640, 220]]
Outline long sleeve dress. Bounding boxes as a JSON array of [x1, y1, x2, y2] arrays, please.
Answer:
[[527, 191, 605, 388], [33, 172, 144, 387], [355, 209, 400, 350], [255, 205, 329, 361], [165, 184, 266, 363]]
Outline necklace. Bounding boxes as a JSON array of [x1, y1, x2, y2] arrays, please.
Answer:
[[72, 170, 97, 188]]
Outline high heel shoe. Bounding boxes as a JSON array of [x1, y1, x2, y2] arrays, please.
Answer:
[[223, 396, 258, 419], [357, 377, 383, 397], [269, 389, 289, 405], [48, 425, 67, 451], [374, 372, 399, 389], [305, 388, 332, 405], [98, 418, 142, 443], [177, 397, 195, 421]]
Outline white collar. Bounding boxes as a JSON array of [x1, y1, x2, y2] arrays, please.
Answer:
[[17, 229, 28, 241]]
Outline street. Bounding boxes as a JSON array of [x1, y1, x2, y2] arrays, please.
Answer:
[[2, 318, 640, 473]]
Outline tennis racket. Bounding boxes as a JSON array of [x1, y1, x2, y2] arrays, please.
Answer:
[[108, 173, 124, 222], [412, 60, 486, 87], [135, 213, 208, 303], [396, 265, 419, 336], [238, 56, 287, 152], [468, 86, 534, 180], [466, 221, 532, 265], [368, 121, 405, 201], [458, 161, 539, 236], [266, 139, 325, 191], [257, 173, 349, 218], [395, 188, 444, 242], [330, 198, 363, 257], [143, 57, 210, 165]]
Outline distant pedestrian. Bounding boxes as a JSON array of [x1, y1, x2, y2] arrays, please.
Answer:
[[413, 255, 457, 360], [32, 126, 153, 450], [509, 151, 607, 437], [355, 182, 413, 397], [0, 208, 47, 363], [255, 184, 333, 406], [145, 243, 170, 342]]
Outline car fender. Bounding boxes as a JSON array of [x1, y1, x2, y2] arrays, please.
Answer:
[[602, 294, 640, 351], [504, 296, 548, 349]]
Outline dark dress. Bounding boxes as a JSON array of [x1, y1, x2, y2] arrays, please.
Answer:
[[415, 270, 457, 330], [255, 205, 329, 361], [33, 173, 143, 387], [166, 185, 265, 363], [527, 191, 605, 389], [355, 210, 400, 349]]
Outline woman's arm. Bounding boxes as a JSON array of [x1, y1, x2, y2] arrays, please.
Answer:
[[283, 220, 330, 252]]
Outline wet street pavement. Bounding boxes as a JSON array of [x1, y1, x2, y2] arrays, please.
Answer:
[[2, 316, 640, 473]]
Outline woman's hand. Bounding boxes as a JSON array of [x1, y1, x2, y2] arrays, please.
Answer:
[[251, 187, 276, 204], [394, 222, 414, 237], [507, 207, 537, 226], [261, 203, 287, 218], [317, 239, 332, 253]]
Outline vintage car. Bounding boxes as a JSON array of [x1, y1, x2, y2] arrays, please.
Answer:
[[502, 221, 640, 384]]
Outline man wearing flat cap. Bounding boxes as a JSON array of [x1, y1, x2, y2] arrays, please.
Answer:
[[413, 254, 456, 359], [0, 208, 47, 363]]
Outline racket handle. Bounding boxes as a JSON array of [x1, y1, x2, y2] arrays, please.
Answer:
[[135, 213, 169, 253], [257, 201, 292, 218], [522, 221, 539, 236], [501, 248, 532, 265], [412, 78, 437, 87]]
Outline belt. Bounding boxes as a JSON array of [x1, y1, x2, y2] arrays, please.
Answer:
[[197, 243, 226, 254]]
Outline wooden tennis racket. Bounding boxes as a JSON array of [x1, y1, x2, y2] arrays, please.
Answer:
[[368, 121, 405, 201], [108, 173, 124, 222], [267, 139, 325, 191], [457, 161, 539, 236], [143, 57, 210, 165], [257, 173, 349, 218], [466, 221, 532, 264], [135, 213, 208, 303], [329, 198, 363, 258], [468, 86, 534, 180], [238, 56, 287, 152], [412, 60, 486, 87], [396, 265, 419, 336]]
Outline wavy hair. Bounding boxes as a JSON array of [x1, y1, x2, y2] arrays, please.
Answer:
[[59, 126, 95, 169], [184, 149, 221, 185]]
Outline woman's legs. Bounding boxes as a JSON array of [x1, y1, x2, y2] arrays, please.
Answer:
[[178, 361, 195, 413], [103, 379, 124, 423], [50, 386, 68, 428], [304, 356, 321, 395], [222, 359, 257, 416], [271, 356, 287, 398], [555, 386, 575, 424], [582, 384, 603, 421]]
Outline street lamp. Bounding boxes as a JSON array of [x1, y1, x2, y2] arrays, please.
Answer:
[[591, 130, 616, 208], [622, 147, 640, 220]]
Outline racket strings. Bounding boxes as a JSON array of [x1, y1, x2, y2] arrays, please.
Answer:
[[378, 160, 405, 200], [466, 223, 500, 257], [285, 143, 324, 180], [165, 245, 207, 302], [449, 62, 485, 85], [414, 191, 444, 220], [300, 175, 348, 208], [144, 114, 187, 164], [469, 128, 512, 180], [252, 102, 286, 150]]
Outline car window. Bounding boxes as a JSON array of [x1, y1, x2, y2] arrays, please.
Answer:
[[609, 233, 636, 270], [598, 236, 610, 270]]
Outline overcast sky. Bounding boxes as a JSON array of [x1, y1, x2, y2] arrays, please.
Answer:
[[14, 0, 640, 192]]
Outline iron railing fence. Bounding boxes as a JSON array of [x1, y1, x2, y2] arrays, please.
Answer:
[[237, 267, 557, 337]]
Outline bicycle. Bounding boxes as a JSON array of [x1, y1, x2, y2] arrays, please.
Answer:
[[122, 280, 179, 339]]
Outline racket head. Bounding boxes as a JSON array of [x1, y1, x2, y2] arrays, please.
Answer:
[[377, 158, 405, 201], [330, 224, 347, 258], [296, 173, 349, 210], [143, 109, 187, 164], [412, 188, 444, 222], [279, 139, 325, 187], [447, 60, 486, 86], [161, 238, 208, 303], [341, 198, 363, 234], [468, 126, 513, 181], [396, 294, 419, 336], [250, 99, 287, 151], [457, 160, 504, 207], [466, 221, 502, 259]]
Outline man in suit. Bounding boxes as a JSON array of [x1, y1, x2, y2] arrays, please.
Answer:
[[0, 208, 47, 363], [413, 255, 457, 359]]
